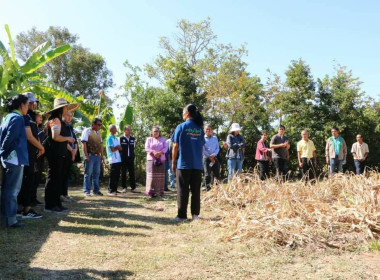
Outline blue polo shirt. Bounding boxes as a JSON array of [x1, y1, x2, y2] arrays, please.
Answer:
[[172, 119, 205, 170]]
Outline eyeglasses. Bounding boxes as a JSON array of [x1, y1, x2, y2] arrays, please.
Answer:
[[153, 131, 159, 133], [96, 123, 102, 127]]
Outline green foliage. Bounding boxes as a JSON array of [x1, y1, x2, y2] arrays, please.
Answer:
[[119, 105, 133, 132], [0, 25, 74, 116], [129, 18, 380, 181], [15, 26, 113, 100]]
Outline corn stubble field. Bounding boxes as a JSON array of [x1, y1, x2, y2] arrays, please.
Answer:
[[0, 172, 379, 279]]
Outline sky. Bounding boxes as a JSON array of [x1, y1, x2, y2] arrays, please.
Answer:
[[1, 0, 379, 115]]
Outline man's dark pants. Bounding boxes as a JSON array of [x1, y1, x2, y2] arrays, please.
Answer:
[[202, 157, 220, 188], [108, 162, 121, 193], [354, 159, 365, 175], [121, 158, 136, 190], [301, 157, 315, 180], [273, 158, 288, 180]]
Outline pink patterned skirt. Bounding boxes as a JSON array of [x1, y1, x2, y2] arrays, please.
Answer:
[[145, 160, 165, 196]]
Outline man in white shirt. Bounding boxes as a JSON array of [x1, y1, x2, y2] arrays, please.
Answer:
[[351, 134, 369, 175]]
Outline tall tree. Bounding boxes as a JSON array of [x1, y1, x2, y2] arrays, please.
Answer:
[[15, 26, 113, 99]]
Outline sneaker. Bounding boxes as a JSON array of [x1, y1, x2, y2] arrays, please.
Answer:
[[192, 215, 202, 221], [59, 206, 69, 212], [22, 209, 43, 219], [44, 207, 63, 213], [116, 190, 121, 194], [107, 192, 117, 196], [171, 216, 187, 222], [16, 210, 24, 217], [9, 221, 26, 228], [121, 188, 128, 193], [164, 188, 171, 192], [93, 192, 104, 196], [131, 189, 141, 193], [34, 200, 44, 205], [65, 196, 75, 202], [84, 193, 92, 197]]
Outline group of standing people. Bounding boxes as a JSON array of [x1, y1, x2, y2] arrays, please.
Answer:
[[0, 94, 79, 227], [1, 93, 370, 228], [255, 125, 369, 181]]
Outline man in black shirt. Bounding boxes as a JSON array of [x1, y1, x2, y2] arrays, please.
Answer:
[[120, 125, 140, 193]]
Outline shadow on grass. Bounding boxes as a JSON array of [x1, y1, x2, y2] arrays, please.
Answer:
[[3, 267, 134, 280], [77, 207, 173, 225], [0, 186, 170, 279], [64, 215, 152, 230], [56, 225, 148, 236]]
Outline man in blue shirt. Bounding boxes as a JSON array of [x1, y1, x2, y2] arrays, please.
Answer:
[[203, 124, 220, 191]]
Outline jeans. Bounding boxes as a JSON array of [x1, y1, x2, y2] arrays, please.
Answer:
[[165, 160, 176, 189], [354, 159, 365, 175], [227, 158, 243, 180], [203, 157, 220, 187], [176, 169, 202, 219], [330, 157, 343, 174], [258, 160, 270, 180], [1, 163, 24, 227], [83, 155, 101, 194]]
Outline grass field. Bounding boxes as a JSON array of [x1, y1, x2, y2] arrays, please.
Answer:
[[0, 185, 379, 280]]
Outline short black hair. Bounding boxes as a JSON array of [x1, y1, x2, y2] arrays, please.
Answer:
[[332, 126, 339, 132], [6, 94, 28, 112], [92, 118, 102, 125], [279, 125, 285, 130]]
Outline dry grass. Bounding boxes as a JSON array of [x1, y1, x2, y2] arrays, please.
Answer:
[[203, 171, 380, 249], [0, 183, 379, 279]]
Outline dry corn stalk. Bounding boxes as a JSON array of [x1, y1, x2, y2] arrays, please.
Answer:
[[202, 171, 380, 249]]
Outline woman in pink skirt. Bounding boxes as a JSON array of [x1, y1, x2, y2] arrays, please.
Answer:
[[145, 126, 168, 197]]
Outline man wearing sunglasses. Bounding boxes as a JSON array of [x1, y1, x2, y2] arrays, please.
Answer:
[[81, 118, 104, 196]]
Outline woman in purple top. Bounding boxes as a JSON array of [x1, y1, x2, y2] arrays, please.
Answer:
[[145, 126, 168, 197]]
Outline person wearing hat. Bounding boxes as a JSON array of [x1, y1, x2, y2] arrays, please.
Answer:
[[225, 123, 246, 181], [16, 92, 44, 219], [44, 98, 78, 213]]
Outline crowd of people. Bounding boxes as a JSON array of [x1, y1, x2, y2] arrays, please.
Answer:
[[0, 93, 371, 228]]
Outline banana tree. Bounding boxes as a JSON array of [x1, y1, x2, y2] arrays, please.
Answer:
[[0, 25, 119, 136], [0, 25, 77, 113]]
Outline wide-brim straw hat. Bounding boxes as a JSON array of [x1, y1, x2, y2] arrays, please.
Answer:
[[44, 98, 80, 116], [230, 123, 241, 132]]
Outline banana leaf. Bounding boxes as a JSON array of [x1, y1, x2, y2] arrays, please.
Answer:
[[119, 105, 133, 131], [20, 44, 71, 74], [5, 25, 15, 62]]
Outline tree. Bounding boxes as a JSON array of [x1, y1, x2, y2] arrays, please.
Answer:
[[0, 25, 73, 115], [15, 26, 113, 99]]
